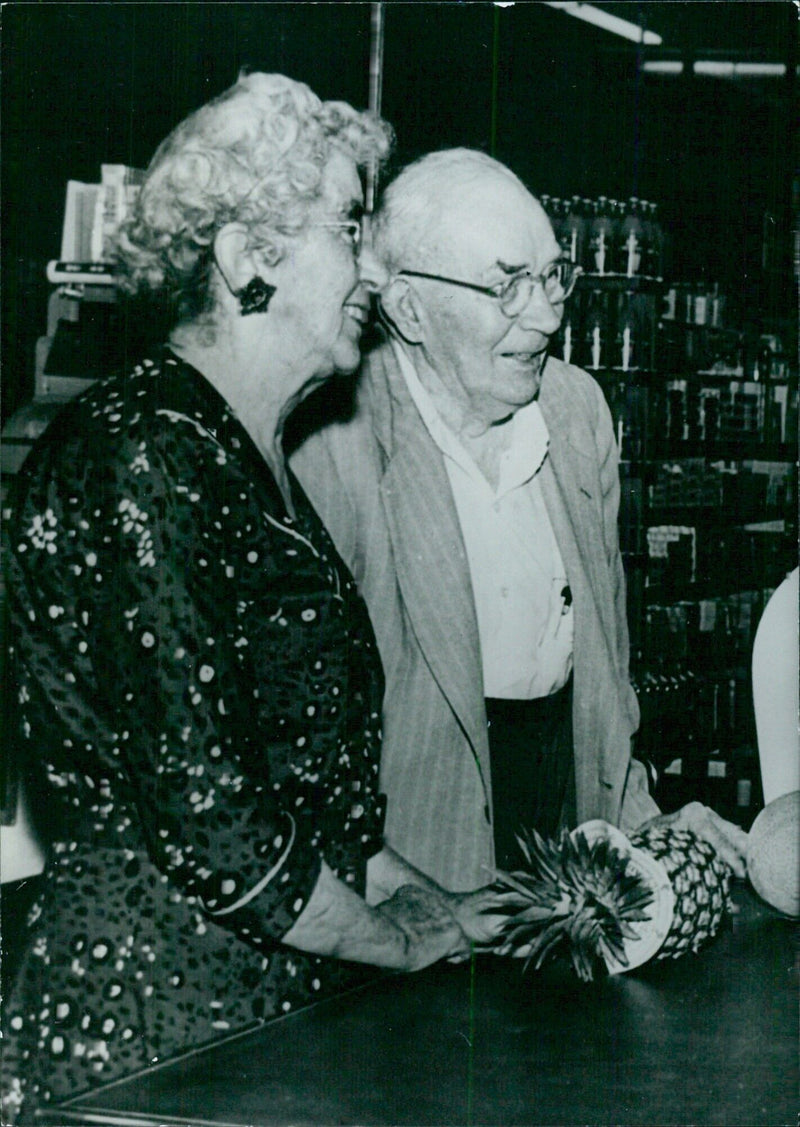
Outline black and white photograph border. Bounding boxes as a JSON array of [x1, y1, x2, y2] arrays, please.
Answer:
[[1, 3, 797, 1126]]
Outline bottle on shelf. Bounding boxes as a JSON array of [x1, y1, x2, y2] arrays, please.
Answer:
[[616, 291, 639, 371], [701, 390, 720, 448], [643, 201, 664, 278], [562, 194, 587, 266], [666, 379, 687, 442], [588, 196, 615, 275], [693, 269, 709, 326], [557, 299, 579, 365], [609, 200, 624, 271], [582, 287, 610, 369], [619, 197, 646, 278]]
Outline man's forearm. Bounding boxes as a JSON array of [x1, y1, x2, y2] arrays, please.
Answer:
[[366, 844, 445, 905], [282, 857, 466, 970], [283, 859, 410, 965]]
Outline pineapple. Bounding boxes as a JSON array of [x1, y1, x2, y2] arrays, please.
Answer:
[[494, 819, 732, 981], [628, 823, 732, 961]]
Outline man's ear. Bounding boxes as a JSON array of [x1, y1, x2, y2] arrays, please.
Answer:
[[213, 223, 275, 297], [380, 277, 426, 345]]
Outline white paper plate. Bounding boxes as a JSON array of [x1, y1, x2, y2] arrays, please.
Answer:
[[571, 819, 675, 975]]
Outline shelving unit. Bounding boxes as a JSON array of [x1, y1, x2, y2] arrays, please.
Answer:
[[554, 270, 797, 829]]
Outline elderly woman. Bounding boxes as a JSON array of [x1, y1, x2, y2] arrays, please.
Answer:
[[2, 73, 499, 1123]]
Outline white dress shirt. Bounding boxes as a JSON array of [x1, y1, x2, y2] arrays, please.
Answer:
[[394, 344, 574, 699]]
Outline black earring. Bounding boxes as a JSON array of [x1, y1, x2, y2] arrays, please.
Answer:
[[237, 277, 276, 316]]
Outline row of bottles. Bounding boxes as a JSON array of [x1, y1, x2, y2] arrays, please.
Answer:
[[555, 287, 655, 372], [645, 512, 793, 595], [633, 660, 763, 827], [540, 194, 665, 278], [658, 320, 791, 383], [643, 588, 775, 669], [657, 378, 797, 448], [663, 281, 727, 328]]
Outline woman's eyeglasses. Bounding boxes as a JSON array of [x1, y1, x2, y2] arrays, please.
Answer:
[[396, 260, 583, 317]]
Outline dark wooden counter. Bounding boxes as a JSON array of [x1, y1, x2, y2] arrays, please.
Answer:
[[55, 890, 797, 1126]]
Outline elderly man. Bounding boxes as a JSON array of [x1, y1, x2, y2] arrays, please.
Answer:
[[292, 148, 747, 890]]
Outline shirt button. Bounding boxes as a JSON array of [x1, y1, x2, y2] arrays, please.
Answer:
[[500, 586, 509, 598]]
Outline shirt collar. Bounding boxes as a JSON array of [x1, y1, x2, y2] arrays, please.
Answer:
[[391, 339, 550, 493]]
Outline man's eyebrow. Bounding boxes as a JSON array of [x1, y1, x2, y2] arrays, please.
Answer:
[[495, 260, 528, 275]]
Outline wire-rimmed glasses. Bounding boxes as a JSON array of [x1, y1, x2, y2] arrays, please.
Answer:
[[396, 259, 583, 316]]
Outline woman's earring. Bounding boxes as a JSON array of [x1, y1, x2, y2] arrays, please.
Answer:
[[237, 276, 276, 316]]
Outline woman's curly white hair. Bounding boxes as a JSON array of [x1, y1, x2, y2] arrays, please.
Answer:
[[115, 72, 393, 322]]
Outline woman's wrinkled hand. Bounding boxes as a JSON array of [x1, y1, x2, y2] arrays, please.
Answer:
[[637, 801, 748, 878], [374, 884, 469, 971]]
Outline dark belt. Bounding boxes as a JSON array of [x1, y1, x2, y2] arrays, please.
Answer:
[[485, 675, 575, 869]]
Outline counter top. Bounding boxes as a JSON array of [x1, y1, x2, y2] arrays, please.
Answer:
[[55, 890, 797, 1126]]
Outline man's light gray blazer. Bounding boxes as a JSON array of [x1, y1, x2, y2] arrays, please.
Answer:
[[292, 339, 658, 890]]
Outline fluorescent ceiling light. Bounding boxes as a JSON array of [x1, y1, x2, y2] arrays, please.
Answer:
[[642, 60, 684, 74], [694, 61, 787, 77], [543, 2, 662, 45]]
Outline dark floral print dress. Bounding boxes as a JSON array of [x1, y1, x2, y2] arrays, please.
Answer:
[[1, 350, 386, 1123]]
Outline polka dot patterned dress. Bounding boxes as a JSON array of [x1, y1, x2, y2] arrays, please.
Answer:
[[1, 350, 386, 1123]]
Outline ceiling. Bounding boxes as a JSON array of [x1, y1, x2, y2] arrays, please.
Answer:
[[577, 1, 796, 60]]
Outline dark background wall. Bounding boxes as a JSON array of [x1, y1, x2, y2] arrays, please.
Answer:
[[2, 1, 795, 422]]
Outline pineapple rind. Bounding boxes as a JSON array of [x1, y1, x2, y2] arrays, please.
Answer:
[[628, 826, 732, 961]]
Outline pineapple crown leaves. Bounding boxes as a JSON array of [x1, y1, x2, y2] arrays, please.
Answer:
[[491, 826, 656, 982]]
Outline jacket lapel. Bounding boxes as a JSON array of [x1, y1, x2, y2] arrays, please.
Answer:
[[539, 368, 615, 653], [538, 361, 623, 815], [365, 343, 490, 779]]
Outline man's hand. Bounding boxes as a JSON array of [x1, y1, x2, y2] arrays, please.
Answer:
[[637, 801, 748, 878], [445, 887, 520, 948]]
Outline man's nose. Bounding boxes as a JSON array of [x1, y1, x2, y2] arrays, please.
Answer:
[[518, 282, 563, 335], [357, 244, 387, 294], [357, 217, 389, 294]]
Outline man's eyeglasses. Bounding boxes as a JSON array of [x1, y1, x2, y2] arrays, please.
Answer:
[[310, 220, 362, 251], [396, 260, 583, 317]]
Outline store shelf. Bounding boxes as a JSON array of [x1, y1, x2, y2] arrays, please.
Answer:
[[649, 440, 796, 461], [577, 273, 664, 294], [644, 576, 785, 605], [660, 319, 742, 338], [46, 260, 116, 286]]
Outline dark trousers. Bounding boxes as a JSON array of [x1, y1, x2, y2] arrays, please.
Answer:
[[486, 676, 575, 870]]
